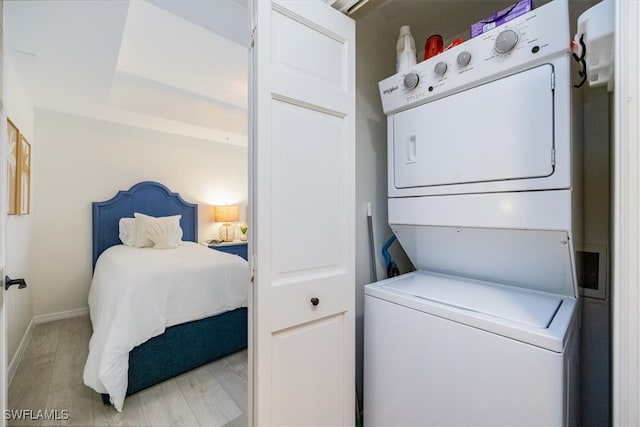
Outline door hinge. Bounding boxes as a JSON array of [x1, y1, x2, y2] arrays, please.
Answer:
[[250, 254, 257, 283], [551, 148, 556, 166], [551, 72, 555, 91], [250, 26, 256, 49]]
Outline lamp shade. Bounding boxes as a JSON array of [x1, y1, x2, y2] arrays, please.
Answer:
[[214, 205, 239, 223]]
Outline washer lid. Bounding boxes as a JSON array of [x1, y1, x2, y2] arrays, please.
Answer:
[[380, 271, 563, 329], [391, 225, 578, 299]]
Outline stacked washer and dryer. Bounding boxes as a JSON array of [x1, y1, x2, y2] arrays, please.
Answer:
[[364, 1, 581, 425]]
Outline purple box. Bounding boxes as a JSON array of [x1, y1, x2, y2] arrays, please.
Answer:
[[470, 0, 533, 38]]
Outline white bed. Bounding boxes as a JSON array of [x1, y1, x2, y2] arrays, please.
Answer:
[[83, 242, 248, 411]]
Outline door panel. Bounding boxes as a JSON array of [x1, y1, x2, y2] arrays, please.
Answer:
[[271, 313, 345, 426], [272, 13, 345, 89], [271, 100, 346, 282], [251, 1, 355, 425], [393, 65, 555, 189], [268, 2, 350, 115]]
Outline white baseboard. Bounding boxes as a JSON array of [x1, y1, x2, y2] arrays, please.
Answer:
[[8, 307, 90, 386], [32, 307, 89, 324], [8, 318, 34, 386]]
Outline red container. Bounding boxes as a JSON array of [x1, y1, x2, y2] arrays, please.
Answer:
[[443, 37, 464, 52], [424, 34, 443, 60]]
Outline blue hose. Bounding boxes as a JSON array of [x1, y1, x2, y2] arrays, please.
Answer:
[[382, 235, 400, 278]]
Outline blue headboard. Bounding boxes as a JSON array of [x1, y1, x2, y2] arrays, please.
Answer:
[[92, 181, 198, 268]]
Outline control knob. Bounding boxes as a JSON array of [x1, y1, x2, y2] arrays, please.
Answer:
[[403, 72, 420, 90], [434, 62, 448, 76], [457, 51, 472, 67], [494, 29, 519, 54]]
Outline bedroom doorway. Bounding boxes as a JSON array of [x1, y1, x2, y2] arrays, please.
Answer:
[[4, 0, 250, 425]]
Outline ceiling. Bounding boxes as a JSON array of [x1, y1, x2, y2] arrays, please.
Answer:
[[5, 0, 249, 147]]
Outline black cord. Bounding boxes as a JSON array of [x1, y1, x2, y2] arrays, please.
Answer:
[[572, 34, 587, 62], [482, 3, 518, 24], [573, 34, 588, 88]]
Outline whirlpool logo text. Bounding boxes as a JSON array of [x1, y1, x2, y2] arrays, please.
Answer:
[[383, 85, 398, 95]]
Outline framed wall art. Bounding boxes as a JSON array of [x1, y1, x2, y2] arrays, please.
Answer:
[[16, 134, 30, 215], [7, 118, 18, 215]]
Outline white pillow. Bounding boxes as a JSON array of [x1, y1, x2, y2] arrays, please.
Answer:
[[134, 213, 183, 249], [118, 218, 137, 247]]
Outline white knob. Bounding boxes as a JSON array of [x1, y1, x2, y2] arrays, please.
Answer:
[[403, 72, 420, 89], [494, 29, 519, 54], [434, 62, 448, 76], [457, 51, 472, 67]]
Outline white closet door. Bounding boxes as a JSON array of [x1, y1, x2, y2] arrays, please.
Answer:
[[250, 1, 355, 425]]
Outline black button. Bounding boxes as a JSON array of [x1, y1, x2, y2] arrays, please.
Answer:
[[428, 86, 434, 92], [532, 46, 540, 53]]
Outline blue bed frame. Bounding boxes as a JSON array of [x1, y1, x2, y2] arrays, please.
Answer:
[[92, 181, 248, 404], [92, 181, 198, 269]]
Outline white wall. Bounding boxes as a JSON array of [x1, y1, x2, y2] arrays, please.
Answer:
[[31, 110, 247, 317], [580, 85, 611, 426], [564, 1, 612, 424], [354, 17, 413, 411], [5, 56, 35, 368]]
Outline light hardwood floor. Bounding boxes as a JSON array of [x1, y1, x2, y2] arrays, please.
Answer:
[[8, 316, 248, 427]]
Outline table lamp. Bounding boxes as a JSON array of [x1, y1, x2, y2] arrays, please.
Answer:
[[214, 205, 239, 242]]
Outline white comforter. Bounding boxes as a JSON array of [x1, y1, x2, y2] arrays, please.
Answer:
[[83, 242, 248, 411]]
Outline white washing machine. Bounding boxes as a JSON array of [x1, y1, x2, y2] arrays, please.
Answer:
[[365, 1, 581, 425], [364, 228, 581, 426]]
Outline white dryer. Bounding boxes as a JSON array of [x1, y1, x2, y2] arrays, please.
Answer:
[[365, 1, 581, 425]]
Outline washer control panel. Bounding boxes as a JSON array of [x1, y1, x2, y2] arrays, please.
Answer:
[[379, 0, 570, 114]]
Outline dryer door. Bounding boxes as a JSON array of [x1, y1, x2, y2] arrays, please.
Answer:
[[392, 64, 555, 190]]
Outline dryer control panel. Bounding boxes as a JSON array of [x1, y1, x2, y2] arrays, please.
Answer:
[[379, 0, 570, 115]]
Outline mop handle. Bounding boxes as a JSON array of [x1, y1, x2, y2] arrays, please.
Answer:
[[366, 203, 377, 282]]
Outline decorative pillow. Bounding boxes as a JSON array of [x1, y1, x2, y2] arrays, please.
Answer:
[[134, 213, 183, 249], [118, 218, 137, 247]]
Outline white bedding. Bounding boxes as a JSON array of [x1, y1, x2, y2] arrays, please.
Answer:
[[83, 242, 248, 411]]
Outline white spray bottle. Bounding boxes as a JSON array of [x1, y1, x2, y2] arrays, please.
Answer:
[[396, 25, 417, 72]]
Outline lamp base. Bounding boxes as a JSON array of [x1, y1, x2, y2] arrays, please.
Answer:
[[219, 223, 236, 242]]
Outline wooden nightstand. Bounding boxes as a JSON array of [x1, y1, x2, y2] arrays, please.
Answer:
[[208, 241, 248, 261]]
